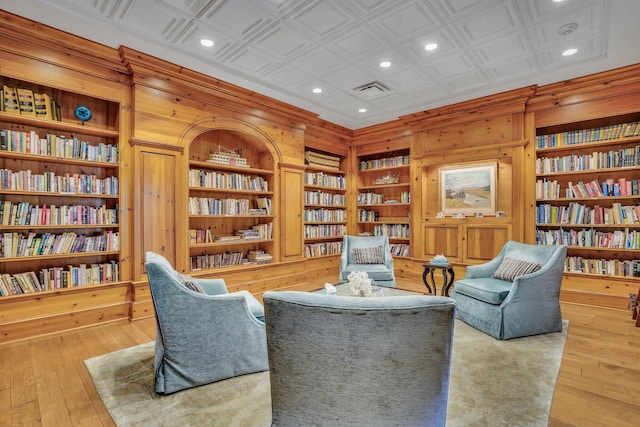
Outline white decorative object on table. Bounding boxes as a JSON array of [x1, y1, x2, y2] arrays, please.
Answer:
[[347, 271, 373, 297], [323, 283, 337, 295]]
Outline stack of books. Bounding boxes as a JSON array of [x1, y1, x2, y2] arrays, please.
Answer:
[[248, 249, 272, 264]]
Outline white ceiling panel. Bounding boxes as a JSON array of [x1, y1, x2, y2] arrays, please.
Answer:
[[474, 32, 532, 66], [201, 0, 275, 39], [427, 51, 477, 80], [331, 26, 386, 60], [289, 1, 357, 39], [374, 2, 442, 41], [253, 24, 311, 59], [490, 56, 540, 81], [454, 2, 521, 43], [2, 0, 638, 130], [292, 46, 349, 76]]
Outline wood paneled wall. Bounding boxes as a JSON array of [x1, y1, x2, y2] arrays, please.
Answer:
[[1, 10, 639, 343]]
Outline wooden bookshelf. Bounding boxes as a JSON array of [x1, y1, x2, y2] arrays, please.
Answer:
[[534, 112, 640, 301], [303, 152, 347, 258], [187, 130, 276, 272], [356, 150, 411, 257]]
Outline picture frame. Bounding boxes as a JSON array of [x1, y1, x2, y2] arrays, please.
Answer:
[[440, 163, 497, 215]]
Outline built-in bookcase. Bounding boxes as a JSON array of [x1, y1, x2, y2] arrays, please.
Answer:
[[0, 75, 122, 297], [303, 150, 347, 258], [535, 112, 640, 279], [188, 130, 275, 272], [356, 149, 411, 257]]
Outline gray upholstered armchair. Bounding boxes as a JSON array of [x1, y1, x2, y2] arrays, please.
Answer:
[[451, 241, 567, 340], [263, 291, 456, 426], [338, 235, 396, 287], [144, 251, 268, 394]]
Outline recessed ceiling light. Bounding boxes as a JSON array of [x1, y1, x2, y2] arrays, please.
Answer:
[[424, 43, 438, 51], [312, 87, 323, 94], [200, 39, 214, 47], [553, 0, 564, 3], [358, 108, 367, 113], [379, 61, 391, 68], [562, 48, 578, 56]]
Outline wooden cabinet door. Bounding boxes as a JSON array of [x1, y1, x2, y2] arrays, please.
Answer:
[[280, 165, 304, 261], [421, 223, 461, 261], [463, 224, 511, 263]]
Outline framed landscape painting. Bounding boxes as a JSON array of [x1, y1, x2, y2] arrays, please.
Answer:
[[439, 163, 497, 215]]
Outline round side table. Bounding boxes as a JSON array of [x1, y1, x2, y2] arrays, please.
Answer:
[[422, 263, 455, 296]]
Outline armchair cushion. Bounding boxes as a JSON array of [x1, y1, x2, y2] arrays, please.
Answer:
[[353, 245, 384, 264], [491, 258, 541, 282], [453, 277, 513, 305]]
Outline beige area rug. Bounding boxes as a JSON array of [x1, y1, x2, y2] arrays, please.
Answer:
[[85, 319, 568, 427]]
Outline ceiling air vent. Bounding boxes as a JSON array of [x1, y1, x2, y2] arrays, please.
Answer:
[[352, 81, 390, 99]]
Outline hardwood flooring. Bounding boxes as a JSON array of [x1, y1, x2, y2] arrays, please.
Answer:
[[1, 276, 639, 426]]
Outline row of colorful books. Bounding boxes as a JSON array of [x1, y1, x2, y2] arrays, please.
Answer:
[[188, 169, 269, 191], [304, 241, 343, 258], [0, 230, 118, 258], [303, 224, 345, 239], [536, 227, 640, 249], [561, 256, 640, 278], [0, 201, 117, 226], [0, 129, 118, 163], [536, 178, 640, 200], [0, 261, 120, 296], [304, 208, 347, 223], [304, 171, 346, 189], [373, 224, 410, 238], [0, 168, 118, 194], [359, 155, 410, 171], [536, 145, 640, 173], [536, 202, 640, 225], [304, 191, 346, 206], [536, 121, 640, 148]]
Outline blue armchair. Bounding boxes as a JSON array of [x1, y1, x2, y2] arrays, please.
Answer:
[[338, 235, 396, 287], [144, 251, 268, 394], [451, 241, 567, 340], [263, 291, 456, 426]]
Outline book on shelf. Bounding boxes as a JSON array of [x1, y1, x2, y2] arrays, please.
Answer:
[[304, 151, 341, 170], [215, 234, 243, 242], [235, 229, 261, 240], [248, 249, 272, 264], [33, 92, 54, 120], [256, 197, 272, 215], [16, 88, 36, 117], [3, 85, 20, 115]]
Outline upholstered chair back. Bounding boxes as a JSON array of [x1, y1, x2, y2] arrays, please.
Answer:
[[264, 291, 456, 426]]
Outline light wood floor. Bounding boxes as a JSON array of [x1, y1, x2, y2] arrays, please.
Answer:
[[1, 277, 639, 426]]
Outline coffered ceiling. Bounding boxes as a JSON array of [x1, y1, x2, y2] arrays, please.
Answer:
[[2, 0, 639, 130]]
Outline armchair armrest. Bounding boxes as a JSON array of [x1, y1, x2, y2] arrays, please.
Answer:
[[465, 256, 504, 279], [195, 278, 228, 295]]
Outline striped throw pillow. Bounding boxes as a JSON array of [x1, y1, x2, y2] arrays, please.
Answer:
[[178, 273, 207, 294], [353, 246, 384, 264], [492, 258, 541, 281]]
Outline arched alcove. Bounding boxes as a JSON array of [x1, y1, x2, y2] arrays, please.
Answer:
[[181, 117, 282, 273], [180, 116, 282, 168]]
